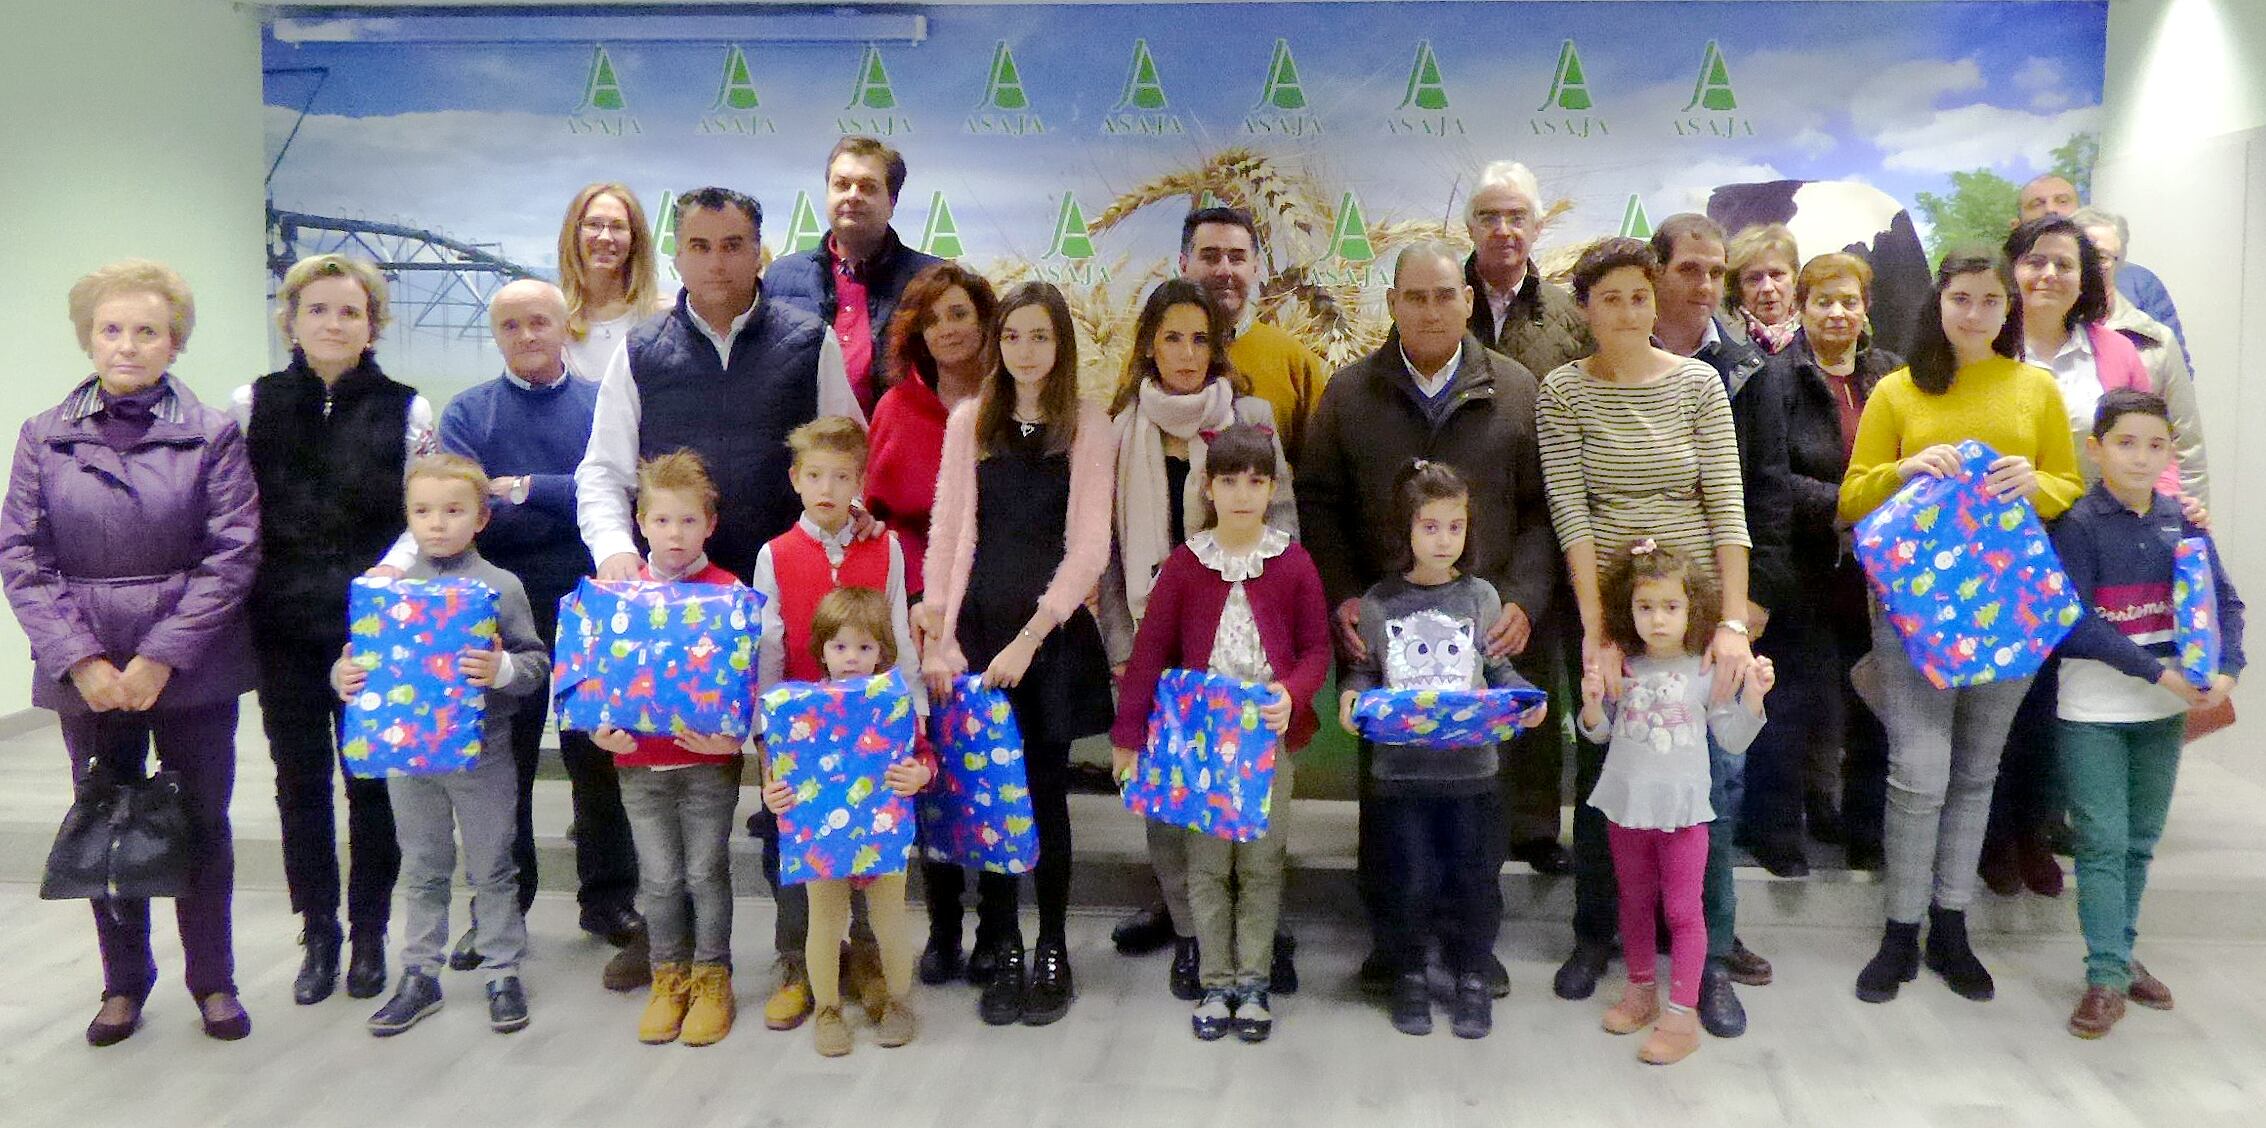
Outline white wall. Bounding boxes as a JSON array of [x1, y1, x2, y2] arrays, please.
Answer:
[[0, 0, 268, 713]]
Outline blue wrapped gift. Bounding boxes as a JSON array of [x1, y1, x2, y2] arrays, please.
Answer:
[[1352, 684, 1549, 748], [1853, 440, 2083, 688], [762, 672, 919, 885], [341, 576, 500, 778], [2174, 537, 2220, 690], [552, 579, 763, 737], [1121, 669, 1279, 842], [918, 676, 1037, 874]]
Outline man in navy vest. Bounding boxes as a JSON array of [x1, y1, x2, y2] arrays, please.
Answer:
[[576, 186, 860, 583]]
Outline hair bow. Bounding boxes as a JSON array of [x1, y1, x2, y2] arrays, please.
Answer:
[[1199, 423, 1275, 442], [1629, 538, 1659, 557]]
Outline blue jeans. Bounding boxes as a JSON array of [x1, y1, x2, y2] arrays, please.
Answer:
[[621, 762, 741, 966]]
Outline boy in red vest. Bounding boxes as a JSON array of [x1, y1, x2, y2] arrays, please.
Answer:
[[748, 416, 923, 1031]]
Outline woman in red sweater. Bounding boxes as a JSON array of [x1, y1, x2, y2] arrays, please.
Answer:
[[866, 262, 996, 616]]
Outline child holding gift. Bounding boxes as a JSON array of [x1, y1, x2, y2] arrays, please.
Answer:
[[329, 455, 550, 1037], [583, 451, 749, 1047], [760, 586, 936, 1056], [1337, 460, 1548, 1040], [2050, 390, 2243, 1039], [748, 416, 923, 1033], [1109, 423, 1332, 1043], [1579, 540, 1772, 1066]]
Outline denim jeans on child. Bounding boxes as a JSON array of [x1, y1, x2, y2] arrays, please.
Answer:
[[2058, 716, 2185, 989], [620, 761, 741, 966], [1371, 789, 1506, 977], [389, 748, 526, 978]]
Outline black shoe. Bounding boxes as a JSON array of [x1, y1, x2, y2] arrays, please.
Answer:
[[1924, 904, 1996, 1001], [918, 934, 965, 985], [1483, 953, 1511, 999], [1111, 903, 1176, 956], [1845, 839, 1886, 872], [293, 921, 343, 1006], [1510, 837, 1574, 875], [601, 930, 650, 992], [1725, 938, 1774, 987], [345, 930, 388, 1000], [966, 935, 1007, 988], [198, 993, 251, 1042], [1806, 792, 1845, 845], [1389, 972, 1432, 1036], [1169, 936, 1202, 1001], [447, 926, 481, 972], [578, 903, 644, 948], [1450, 973, 1493, 1039], [977, 944, 1026, 1026], [1191, 986, 1235, 1041], [1553, 940, 1611, 1001], [1752, 842, 1812, 879], [367, 971, 443, 1037], [1855, 920, 1922, 1003], [486, 976, 529, 1034], [1697, 960, 1747, 1038], [1270, 931, 1299, 995], [1023, 940, 1074, 1026], [1358, 949, 1397, 997], [1234, 986, 1273, 1043], [86, 996, 143, 1047]]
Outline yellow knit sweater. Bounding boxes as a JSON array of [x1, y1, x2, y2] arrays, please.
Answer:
[[1227, 320, 1330, 459], [1839, 356, 2084, 523]]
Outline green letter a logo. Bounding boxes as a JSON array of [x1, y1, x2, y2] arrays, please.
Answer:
[[1256, 39, 1308, 111], [783, 191, 827, 255], [919, 192, 964, 258], [848, 44, 897, 111], [1617, 194, 1652, 239], [580, 45, 626, 112], [979, 41, 1030, 112], [1399, 41, 1449, 112], [1331, 192, 1375, 263], [653, 190, 678, 258], [714, 45, 759, 111], [1048, 193, 1095, 261], [1115, 39, 1167, 111], [1540, 39, 1592, 112], [1684, 40, 1736, 112]]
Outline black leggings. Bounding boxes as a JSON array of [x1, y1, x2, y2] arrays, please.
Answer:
[[925, 737, 1073, 948]]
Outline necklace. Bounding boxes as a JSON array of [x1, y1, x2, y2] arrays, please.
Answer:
[[1013, 411, 1044, 437]]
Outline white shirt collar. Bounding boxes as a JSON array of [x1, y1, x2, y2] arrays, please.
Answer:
[[2028, 326, 2094, 366], [686, 294, 760, 360], [797, 513, 856, 551], [1401, 342, 1464, 398], [646, 552, 713, 582], [500, 364, 571, 393]]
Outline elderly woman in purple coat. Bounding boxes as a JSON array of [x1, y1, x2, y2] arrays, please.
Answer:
[[0, 260, 260, 1046]]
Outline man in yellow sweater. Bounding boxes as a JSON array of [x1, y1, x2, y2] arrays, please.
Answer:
[[1179, 206, 1331, 464]]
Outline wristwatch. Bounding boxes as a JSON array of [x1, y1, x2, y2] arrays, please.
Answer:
[[1717, 619, 1750, 637], [508, 476, 531, 505]]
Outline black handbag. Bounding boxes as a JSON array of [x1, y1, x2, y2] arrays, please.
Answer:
[[40, 714, 194, 903]]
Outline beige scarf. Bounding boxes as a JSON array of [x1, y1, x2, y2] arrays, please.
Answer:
[[1113, 377, 1237, 623]]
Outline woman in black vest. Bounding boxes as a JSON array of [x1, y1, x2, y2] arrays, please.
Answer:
[[232, 254, 436, 1006]]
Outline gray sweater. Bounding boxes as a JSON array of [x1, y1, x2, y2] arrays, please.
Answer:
[[1342, 573, 1526, 797], [404, 549, 550, 758]]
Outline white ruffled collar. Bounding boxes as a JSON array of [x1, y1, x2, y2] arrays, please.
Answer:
[[1187, 526, 1291, 582]]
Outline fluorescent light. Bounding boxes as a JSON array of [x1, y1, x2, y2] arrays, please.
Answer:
[[270, 11, 929, 45]]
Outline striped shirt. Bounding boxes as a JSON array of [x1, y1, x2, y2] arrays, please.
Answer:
[[1536, 356, 1750, 576]]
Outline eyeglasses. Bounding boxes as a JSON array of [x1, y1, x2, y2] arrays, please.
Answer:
[[580, 220, 632, 237], [1472, 210, 1532, 230]]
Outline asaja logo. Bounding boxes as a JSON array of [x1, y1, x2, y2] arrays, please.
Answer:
[[1308, 191, 1388, 287], [1530, 40, 1607, 139], [781, 191, 827, 256], [919, 192, 964, 258], [1037, 193, 1107, 283], [1105, 39, 1184, 136], [653, 190, 678, 279], [1387, 40, 1464, 137], [569, 45, 641, 135], [700, 45, 776, 136], [1244, 39, 1322, 138], [967, 41, 1045, 136], [1618, 194, 1653, 239], [1674, 40, 1752, 137], [840, 44, 912, 136]]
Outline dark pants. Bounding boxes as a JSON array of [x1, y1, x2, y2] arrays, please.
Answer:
[[1832, 576, 1893, 853], [919, 737, 1073, 948], [1742, 610, 1828, 852], [1370, 791, 1506, 976], [505, 576, 637, 916], [1571, 733, 1616, 946], [258, 634, 396, 934], [62, 702, 241, 1002], [1503, 614, 1580, 844], [1986, 656, 2063, 851]]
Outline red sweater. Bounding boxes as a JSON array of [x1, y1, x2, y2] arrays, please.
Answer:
[[617, 559, 753, 769], [1110, 538, 1334, 753], [864, 377, 946, 595]]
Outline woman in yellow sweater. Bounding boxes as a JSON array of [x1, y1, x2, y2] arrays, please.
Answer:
[[1837, 249, 2082, 1007]]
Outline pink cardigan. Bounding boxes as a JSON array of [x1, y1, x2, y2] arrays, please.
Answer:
[[923, 398, 1116, 669], [2087, 322, 2182, 496]]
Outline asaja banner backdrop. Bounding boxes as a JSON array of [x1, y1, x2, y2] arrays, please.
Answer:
[[263, 2, 2109, 402]]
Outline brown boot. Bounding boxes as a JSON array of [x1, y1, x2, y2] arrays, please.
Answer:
[[1602, 981, 1660, 1035], [603, 930, 652, 992], [812, 1004, 853, 1057], [2127, 961, 2174, 1010], [680, 963, 737, 1047], [637, 963, 692, 1044], [1639, 1007, 1701, 1064], [2068, 985, 2126, 1039], [2017, 831, 2065, 898], [845, 935, 889, 1023]]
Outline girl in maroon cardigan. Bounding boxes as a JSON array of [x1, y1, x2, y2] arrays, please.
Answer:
[[1110, 424, 1332, 1044]]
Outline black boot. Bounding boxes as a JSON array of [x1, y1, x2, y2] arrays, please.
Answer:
[[977, 942, 1026, 1026], [1389, 972, 1432, 1036], [1270, 931, 1299, 995], [294, 919, 343, 1006], [1855, 920, 1922, 1003], [1552, 939, 1612, 1001], [1697, 959, 1747, 1037], [1168, 936, 1202, 1001], [966, 933, 1007, 987], [1924, 905, 1996, 1001], [1111, 903, 1176, 956], [1449, 973, 1493, 1039], [1023, 939, 1075, 1026], [918, 929, 965, 986], [345, 929, 389, 1000]]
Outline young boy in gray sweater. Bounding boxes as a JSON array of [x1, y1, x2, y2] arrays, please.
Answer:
[[332, 454, 551, 1037]]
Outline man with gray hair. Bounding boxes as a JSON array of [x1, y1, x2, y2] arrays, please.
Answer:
[[2071, 206, 2209, 503], [1297, 240, 1557, 1030], [438, 278, 643, 985]]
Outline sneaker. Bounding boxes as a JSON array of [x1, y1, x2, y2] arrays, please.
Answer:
[[680, 963, 736, 1046], [845, 936, 889, 1023], [638, 963, 692, 1044], [447, 926, 481, 972], [1389, 972, 1431, 1036], [367, 971, 443, 1037], [978, 945, 1026, 1026], [812, 1004, 853, 1057], [1191, 987, 1236, 1041], [486, 976, 530, 1034], [1234, 987, 1273, 1044], [602, 930, 652, 992], [1168, 936, 1202, 1001], [1602, 980, 1660, 1035], [874, 997, 919, 1048], [1449, 973, 1492, 1039], [762, 954, 813, 1031], [1640, 1006, 1701, 1064]]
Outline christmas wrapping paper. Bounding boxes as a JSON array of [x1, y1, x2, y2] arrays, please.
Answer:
[[2174, 536, 2221, 690], [552, 579, 763, 737], [918, 676, 1037, 874], [341, 576, 500, 778], [762, 672, 919, 885], [1121, 669, 1280, 842], [1351, 683, 1551, 748]]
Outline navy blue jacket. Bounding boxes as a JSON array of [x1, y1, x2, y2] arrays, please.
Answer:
[[1691, 317, 1795, 616], [2052, 484, 2245, 683], [762, 226, 941, 386]]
